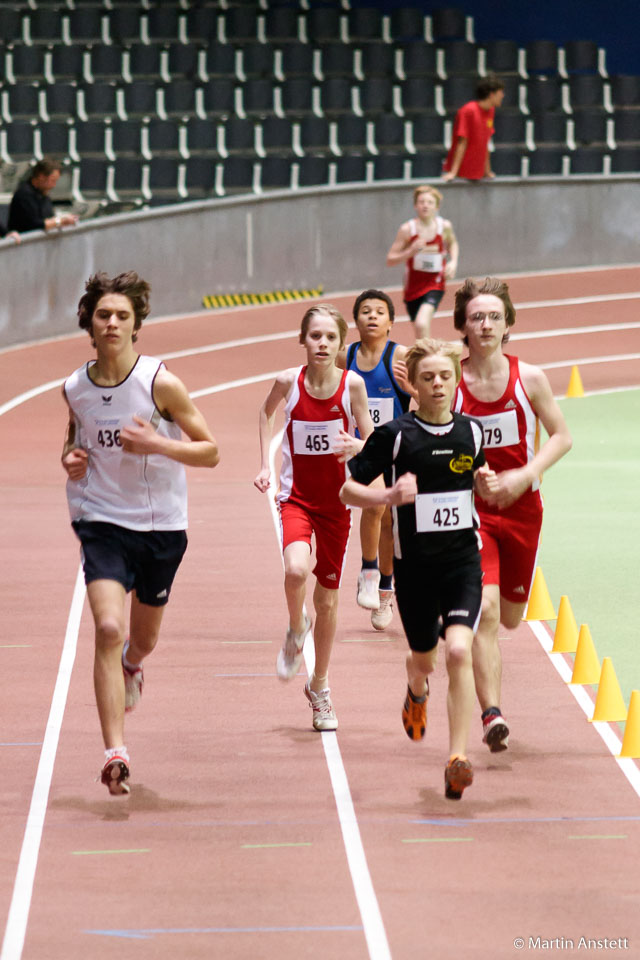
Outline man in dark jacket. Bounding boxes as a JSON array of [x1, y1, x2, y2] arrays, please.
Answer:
[[8, 158, 78, 234]]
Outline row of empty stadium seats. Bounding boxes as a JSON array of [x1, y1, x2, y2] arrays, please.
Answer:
[[0, 40, 614, 86], [3, 75, 640, 121], [63, 145, 640, 209], [3, 112, 640, 166]]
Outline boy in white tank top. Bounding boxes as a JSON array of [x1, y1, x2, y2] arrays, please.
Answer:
[[62, 271, 219, 795]]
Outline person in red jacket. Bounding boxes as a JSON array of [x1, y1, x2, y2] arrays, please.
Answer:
[[442, 76, 505, 182]]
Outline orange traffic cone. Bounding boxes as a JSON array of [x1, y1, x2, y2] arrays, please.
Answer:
[[552, 595, 579, 653], [569, 624, 600, 685], [619, 691, 640, 758], [524, 567, 556, 621], [590, 657, 627, 723], [566, 365, 584, 398]]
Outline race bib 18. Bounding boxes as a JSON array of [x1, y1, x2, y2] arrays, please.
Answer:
[[368, 397, 395, 427]]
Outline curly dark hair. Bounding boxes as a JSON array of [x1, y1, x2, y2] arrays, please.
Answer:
[[77, 271, 151, 343], [352, 288, 395, 323]]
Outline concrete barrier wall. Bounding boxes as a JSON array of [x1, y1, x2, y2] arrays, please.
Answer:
[[1, 175, 638, 350]]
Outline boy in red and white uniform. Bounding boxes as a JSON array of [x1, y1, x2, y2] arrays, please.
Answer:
[[386, 185, 458, 339], [442, 75, 505, 182], [452, 277, 572, 751], [255, 304, 372, 731]]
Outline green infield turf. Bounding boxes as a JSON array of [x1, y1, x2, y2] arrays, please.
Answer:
[[537, 388, 640, 702]]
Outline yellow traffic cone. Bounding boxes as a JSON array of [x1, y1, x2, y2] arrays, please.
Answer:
[[566, 365, 584, 398], [569, 624, 600, 685], [552, 595, 579, 652], [619, 691, 640, 758], [590, 657, 627, 723], [523, 567, 556, 620]]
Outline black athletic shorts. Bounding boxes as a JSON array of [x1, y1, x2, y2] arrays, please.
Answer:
[[72, 520, 188, 607], [393, 555, 482, 652], [405, 289, 445, 323]]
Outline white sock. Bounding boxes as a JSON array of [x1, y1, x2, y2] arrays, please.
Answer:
[[105, 745, 129, 764]]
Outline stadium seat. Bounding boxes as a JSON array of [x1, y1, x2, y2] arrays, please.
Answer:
[[185, 7, 219, 44], [259, 116, 295, 156], [106, 8, 144, 45], [491, 147, 525, 176], [373, 114, 408, 153], [335, 115, 368, 155], [167, 43, 200, 82], [110, 119, 143, 158], [572, 109, 608, 145], [482, 39, 520, 76], [67, 8, 106, 45], [0, 9, 25, 45], [39, 120, 72, 159], [317, 43, 354, 79], [613, 110, 640, 144], [280, 77, 316, 116], [441, 76, 476, 115], [372, 153, 408, 181], [184, 117, 222, 158], [203, 43, 236, 79], [568, 74, 606, 109], [184, 156, 217, 198], [335, 155, 368, 183], [219, 156, 256, 194], [431, 8, 468, 41], [525, 76, 564, 114], [112, 157, 146, 201], [27, 9, 64, 45], [493, 111, 528, 146], [200, 78, 235, 118], [73, 119, 108, 159], [223, 7, 258, 43], [8, 44, 46, 83], [358, 42, 396, 79], [2, 120, 37, 162], [410, 114, 447, 151], [42, 83, 79, 122], [563, 40, 600, 75], [147, 118, 184, 159], [399, 78, 438, 116], [569, 147, 606, 174], [609, 75, 640, 108], [222, 116, 255, 155], [357, 77, 395, 116], [122, 81, 158, 120], [126, 43, 163, 82], [347, 8, 383, 42], [296, 154, 330, 187], [532, 112, 568, 146], [2, 84, 41, 123], [297, 116, 332, 155], [77, 157, 110, 200], [88, 46, 124, 83], [524, 40, 559, 75], [610, 146, 640, 172], [163, 79, 202, 119], [147, 8, 184, 44], [264, 7, 301, 43], [411, 153, 444, 178], [441, 41, 479, 77], [260, 156, 293, 190], [389, 7, 426, 43], [279, 43, 314, 80], [240, 43, 275, 80], [400, 42, 438, 80], [148, 157, 184, 203], [528, 146, 566, 175], [319, 77, 352, 115], [240, 79, 275, 118], [305, 8, 343, 43], [50, 45, 86, 83]]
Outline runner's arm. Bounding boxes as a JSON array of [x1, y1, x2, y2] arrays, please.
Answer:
[[254, 368, 296, 491]]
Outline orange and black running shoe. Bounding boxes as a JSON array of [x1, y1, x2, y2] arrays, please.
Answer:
[[444, 755, 473, 800], [402, 683, 428, 741]]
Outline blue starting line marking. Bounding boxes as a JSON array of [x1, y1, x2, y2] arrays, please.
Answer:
[[411, 815, 640, 826], [85, 925, 363, 941]]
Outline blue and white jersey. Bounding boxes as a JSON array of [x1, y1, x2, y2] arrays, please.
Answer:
[[346, 340, 411, 434]]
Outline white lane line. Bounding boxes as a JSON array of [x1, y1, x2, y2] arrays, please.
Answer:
[[0, 565, 85, 960], [526, 620, 640, 799], [265, 431, 392, 960]]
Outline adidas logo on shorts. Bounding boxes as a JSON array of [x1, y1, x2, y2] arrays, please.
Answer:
[[326, 573, 337, 581]]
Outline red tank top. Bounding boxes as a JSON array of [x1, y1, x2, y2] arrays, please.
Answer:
[[453, 355, 541, 514], [403, 216, 446, 302], [277, 365, 355, 515]]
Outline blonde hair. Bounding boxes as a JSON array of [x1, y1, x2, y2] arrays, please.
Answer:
[[413, 184, 443, 207], [299, 303, 348, 347], [405, 337, 462, 385]]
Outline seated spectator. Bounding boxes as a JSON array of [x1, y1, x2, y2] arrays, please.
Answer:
[[8, 158, 78, 235]]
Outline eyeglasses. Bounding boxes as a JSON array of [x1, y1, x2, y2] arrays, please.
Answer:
[[468, 311, 504, 323]]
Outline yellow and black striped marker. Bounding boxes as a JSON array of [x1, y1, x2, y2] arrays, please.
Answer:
[[202, 286, 324, 309]]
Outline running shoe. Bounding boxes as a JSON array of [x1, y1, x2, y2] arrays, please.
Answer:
[[276, 615, 311, 681], [304, 683, 338, 731], [444, 755, 473, 800], [482, 709, 509, 752], [371, 589, 394, 631], [402, 683, 428, 741], [356, 569, 381, 610], [123, 662, 144, 713], [100, 753, 131, 796]]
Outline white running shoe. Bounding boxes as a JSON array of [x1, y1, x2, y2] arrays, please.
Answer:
[[356, 569, 381, 610], [123, 663, 144, 713], [371, 589, 394, 631], [304, 684, 338, 731], [276, 615, 311, 681]]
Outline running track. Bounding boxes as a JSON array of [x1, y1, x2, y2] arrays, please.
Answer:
[[1, 267, 639, 960]]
